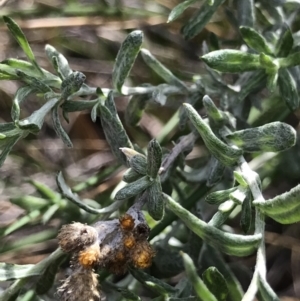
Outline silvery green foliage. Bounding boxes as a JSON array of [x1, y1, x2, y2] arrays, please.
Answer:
[[1, 2, 300, 300]]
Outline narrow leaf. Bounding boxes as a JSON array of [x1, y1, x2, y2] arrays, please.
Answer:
[[183, 103, 242, 166], [218, 200, 236, 213], [62, 99, 98, 112], [168, 0, 199, 23], [0, 263, 36, 281], [29, 179, 60, 200], [147, 139, 162, 179], [130, 268, 178, 295], [258, 275, 281, 301], [147, 180, 164, 221], [181, 252, 218, 301], [112, 30, 143, 93], [0, 123, 15, 132], [226, 121, 296, 153], [123, 168, 142, 183], [206, 157, 226, 186], [202, 95, 225, 127], [233, 171, 248, 187], [278, 68, 299, 111], [240, 193, 252, 234], [0, 134, 23, 167], [99, 95, 133, 165], [42, 204, 60, 224], [275, 24, 294, 57], [11, 86, 35, 122], [130, 155, 147, 175], [45, 44, 72, 79], [237, 0, 255, 27], [10, 196, 48, 211], [115, 176, 152, 200], [202, 50, 261, 73], [240, 26, 273, 55], [266, 71, 278, 93], [2, 58, 58, 82], [117, 288, 141, 301], [201, 245, 244, 301], [16, 70, 52, 93], [0, 72, 19, 80], [206, 187, 237, 205], [236, 70, 267, 102], [208, 206, 236, 228], [181, 0, 225, 40], [3, 16, 42, 74], [278, 52, 300, 69], [51, 104, 73, 147], [202, 267, 228, 301], [0, 63, 22, 78], [141, 49, 188, 90], [163, 193, 261, 256], [253, 184, 300, 224], [57, 172, 122, 214], [4, 210, 41, 235], [18, 97, 59, 132], [91, 102, 99, 122], [105, 90, 117, 115]]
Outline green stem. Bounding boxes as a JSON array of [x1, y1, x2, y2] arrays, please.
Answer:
[[238, 158, 267, 301], [73, 84, 197, 98]]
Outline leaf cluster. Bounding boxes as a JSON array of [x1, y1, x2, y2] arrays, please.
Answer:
[[1, 1, 300, 301]]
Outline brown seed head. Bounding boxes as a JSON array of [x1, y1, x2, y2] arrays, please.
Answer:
[[119, 214, 135, 231], [123, 235, 136, 249], [78, 243, 101, 268], [57, 267, 101, 301], [131, 241, 155, 269], [58, 222, 98, 253]]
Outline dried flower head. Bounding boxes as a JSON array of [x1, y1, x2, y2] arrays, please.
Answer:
[[58, 223, 98, 253], [57, 267, 101, 301], [57, 208, 155, 299], [78, 243, 101, 268], [123, 234, 136, 249], [119, 214, 135, 231], [130, 240, 155, 269]]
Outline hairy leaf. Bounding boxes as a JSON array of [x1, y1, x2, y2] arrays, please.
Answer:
[[112, 30, 143, 93], [164, 193, 261, 256], [202, 50, 261, 73], [184, 103, 242, 166], [202, 267, 228, 301], [3, 16, 43, 74], [226, 122, 296, 153]]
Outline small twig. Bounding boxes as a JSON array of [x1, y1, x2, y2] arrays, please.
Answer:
[[56, 172, 125, 215], [239, 158, 266, 301], [160, 132, 197, 182]]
